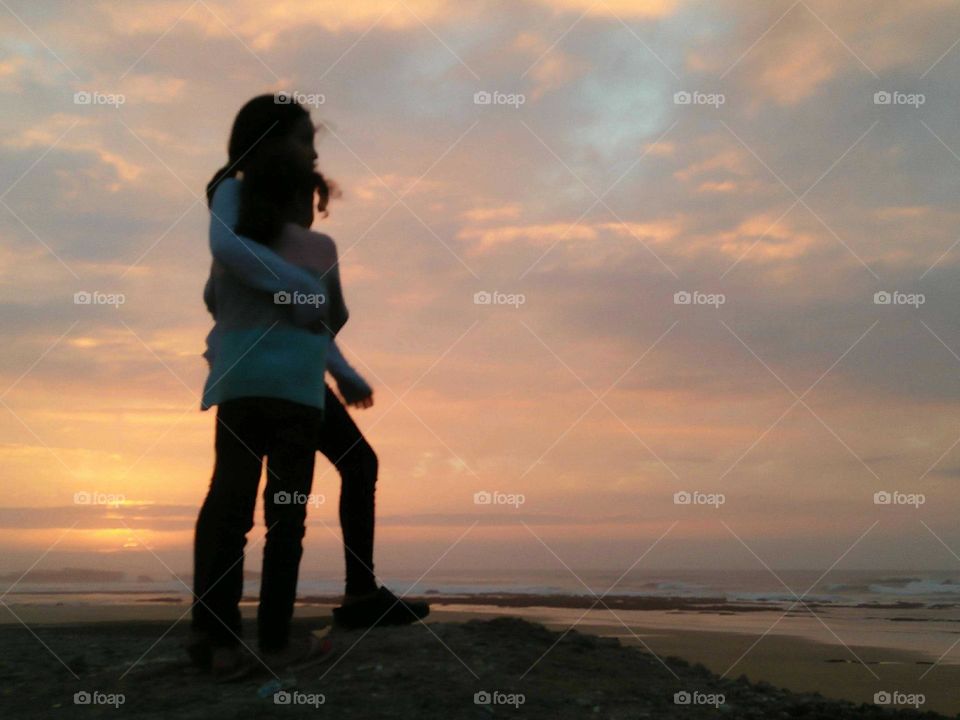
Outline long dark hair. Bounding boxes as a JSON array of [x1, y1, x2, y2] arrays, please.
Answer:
[[234, 140, 319, 245], [205, 93, 311, 207]]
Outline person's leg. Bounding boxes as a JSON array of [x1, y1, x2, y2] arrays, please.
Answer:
[[315, 385, 378, 597], [316, 386, 430, 628], [192, 399, 266, 648], [257, 399, 321, 652]]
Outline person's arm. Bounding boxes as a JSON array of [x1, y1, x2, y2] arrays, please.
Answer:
[[327, 340, 373, 406], [202, 268, 219, 369], [203, 266, 216, 317], [209, 178, 326, 327], [316, 233, 349, 337]]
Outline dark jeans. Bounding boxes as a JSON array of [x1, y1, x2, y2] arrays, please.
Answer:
[[317, 385, 378, 597], [192, 397, 320, 652]]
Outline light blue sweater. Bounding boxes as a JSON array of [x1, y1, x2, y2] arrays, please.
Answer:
[[201, 178, 356, 413], [203, 278, 372, 405]]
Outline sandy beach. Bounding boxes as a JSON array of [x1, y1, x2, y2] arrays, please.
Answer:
[[0, 598, 954, 718], [432, 604, 960, 717]]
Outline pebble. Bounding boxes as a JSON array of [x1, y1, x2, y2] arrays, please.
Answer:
[[256, 679, 282, 699]]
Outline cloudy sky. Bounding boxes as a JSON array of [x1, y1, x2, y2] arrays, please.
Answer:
[[2, 0, 960, 584]]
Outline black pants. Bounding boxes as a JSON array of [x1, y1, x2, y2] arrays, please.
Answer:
[[316, 385, 378, 597], [192, 397, 319, 651]]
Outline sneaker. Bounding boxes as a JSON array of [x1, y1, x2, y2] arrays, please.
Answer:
[[333, 586, 430, 629]]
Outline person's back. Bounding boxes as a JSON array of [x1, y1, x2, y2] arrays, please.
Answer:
[[274, 222, 348, 337], [275, 223, 335, 272]]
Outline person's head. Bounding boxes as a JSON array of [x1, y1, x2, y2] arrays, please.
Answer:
[[205, 93, 317, 206], [234, 141, 340, 243]]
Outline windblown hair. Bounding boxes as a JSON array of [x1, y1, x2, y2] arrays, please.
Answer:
[[314, 170, 341, 219]]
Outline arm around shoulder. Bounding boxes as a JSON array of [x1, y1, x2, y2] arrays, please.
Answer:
[[208, 178, 326, 327], [208, 178, 325, 298]]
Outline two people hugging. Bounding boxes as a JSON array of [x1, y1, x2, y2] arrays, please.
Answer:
[[189, 94, 428, 679]]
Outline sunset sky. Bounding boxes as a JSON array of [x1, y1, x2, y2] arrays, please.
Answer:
[[2, 0, 960, 584]]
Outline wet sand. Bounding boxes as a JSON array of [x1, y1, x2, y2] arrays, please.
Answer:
[[430, 605, 958, 716]]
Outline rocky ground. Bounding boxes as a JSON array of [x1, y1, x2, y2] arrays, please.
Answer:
[[0, 616, 951, 719]]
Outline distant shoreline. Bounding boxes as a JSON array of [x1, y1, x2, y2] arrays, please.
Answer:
[[304, 592, 942, 613], [4, 589, 946, 613]]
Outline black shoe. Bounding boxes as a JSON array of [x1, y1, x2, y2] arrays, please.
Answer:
[[333, 586, 430, 629]]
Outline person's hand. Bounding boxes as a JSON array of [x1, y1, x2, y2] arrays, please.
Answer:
[[347, 392, 374, 410], [337, 375, 374, 408]]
